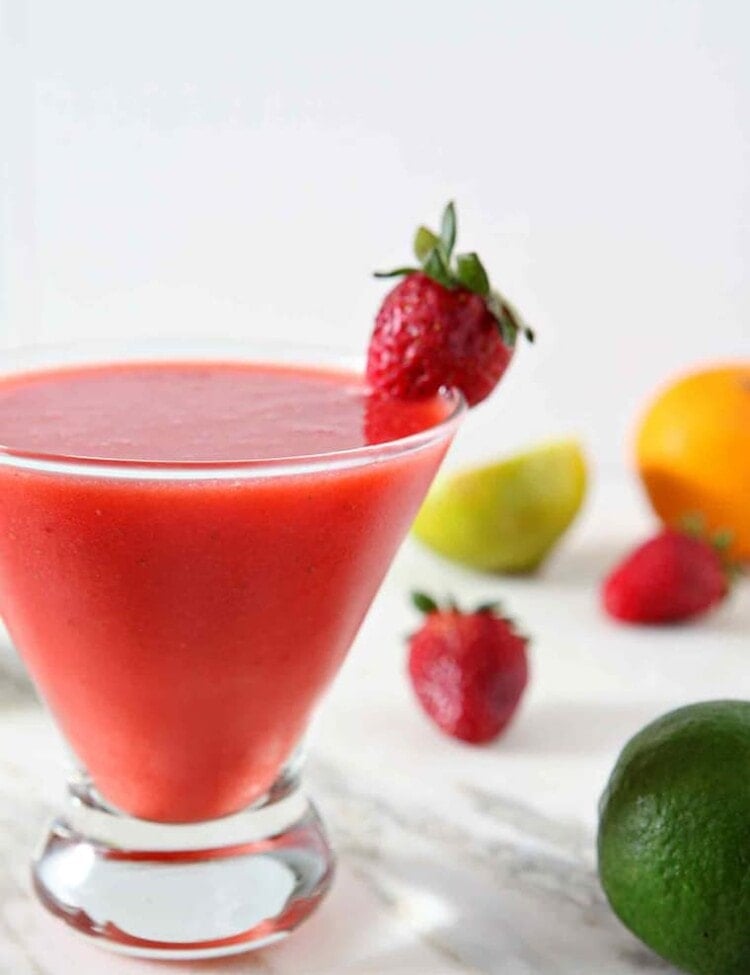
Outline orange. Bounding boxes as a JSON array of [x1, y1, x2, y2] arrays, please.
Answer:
[[636, 363, 750, 561]]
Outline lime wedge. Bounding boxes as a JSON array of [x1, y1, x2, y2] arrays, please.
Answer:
[[412, 438, 587, 573]]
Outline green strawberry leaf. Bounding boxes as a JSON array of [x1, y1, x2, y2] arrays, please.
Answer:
[[502, 297, 535, 342], [373, 266, 419, 279], [414, 226, 440, 263], [713, 529, 734, 551], [423, 247, 454, 289], [475, 600, 501, 615], [411, 591, 439, 614], [455, 252, 490, 297], [440, 202, 457, 260], [487, 294, 518, 348], [488, 292, 535, 347], [680, 512, 706, 538], [374, 202, 535, 348], [499, 320, 517, 347]]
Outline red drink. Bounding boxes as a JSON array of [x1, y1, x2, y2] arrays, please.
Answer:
[[0, 360, 455, 823]]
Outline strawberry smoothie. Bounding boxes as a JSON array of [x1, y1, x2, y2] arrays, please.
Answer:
[[0, 361, 457, 822]]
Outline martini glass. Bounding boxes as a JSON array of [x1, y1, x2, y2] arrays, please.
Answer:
[[0, 340, 464, 960]]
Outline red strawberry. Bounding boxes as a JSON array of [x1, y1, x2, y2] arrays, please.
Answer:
[[407, 592, 529, 743], [367, 203, 533, 407], [602, 525, 733, 624]]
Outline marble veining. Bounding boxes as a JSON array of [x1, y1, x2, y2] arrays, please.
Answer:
[[0, 655, 668, 975]]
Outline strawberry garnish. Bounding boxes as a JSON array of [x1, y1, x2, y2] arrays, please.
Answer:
[[367, 203, 533, 407], [407, 592, 529, 743], [602, 520, 735, 624]]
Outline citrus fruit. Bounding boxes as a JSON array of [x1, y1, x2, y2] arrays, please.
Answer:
[[598, 700, 750, 975], [636, 364, 750, 561], [412, 438, 586, 573]]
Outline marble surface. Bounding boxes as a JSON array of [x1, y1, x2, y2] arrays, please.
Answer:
[[0, 475, 748, 974]]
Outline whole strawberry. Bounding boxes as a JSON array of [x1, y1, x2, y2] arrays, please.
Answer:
[[602, 524, 733, 624], [407, 592, 529, 743], [367, 203, 533, 407]]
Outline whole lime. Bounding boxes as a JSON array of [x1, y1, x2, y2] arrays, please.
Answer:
[[598, 701, 750, 975]]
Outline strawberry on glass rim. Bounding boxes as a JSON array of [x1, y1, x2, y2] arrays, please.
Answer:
[[367, 202, 534, 407]]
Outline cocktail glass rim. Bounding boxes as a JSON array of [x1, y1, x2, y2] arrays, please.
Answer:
[[0, 337, 467, 479]]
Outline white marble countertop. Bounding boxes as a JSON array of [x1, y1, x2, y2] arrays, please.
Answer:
[[1, 475, 748, 974]]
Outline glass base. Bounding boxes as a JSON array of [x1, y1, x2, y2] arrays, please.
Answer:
[[32, 774, 334, 959]]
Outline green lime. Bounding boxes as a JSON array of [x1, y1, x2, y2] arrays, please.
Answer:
[[598, 700, 750, 975], [412, 438, 586, 573]]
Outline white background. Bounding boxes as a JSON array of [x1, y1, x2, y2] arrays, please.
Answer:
[[1, 0, 748, 469]]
